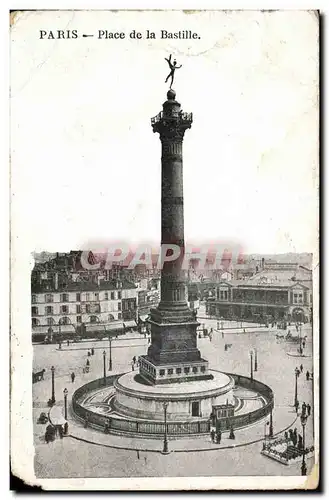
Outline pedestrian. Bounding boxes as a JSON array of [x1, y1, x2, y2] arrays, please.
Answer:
[[300, 364, 303, 373], [293, 428, 298, 446], [86, 358, 90, 367], [64, 422, 68, 435], [59, 425, 64, 439], [136, 450, 140, 459], [131, 361, 135, 371], [229, 426, 235, 440], [216, 429, 222, 444], [307, 404, 311, 416], [67, 340, 69, 346], [295, 400, 299, 413], [306, 370, 310, 381], [88, 350, 91, 357], [302, 402, 307, 416], [298, 434, 303, 450], [284, 431, 288, 441], [71, 372, 75, 383], [210, 429, 215, 443], [133, 356, 136, 364], [59, 342, 62, 350], [91, 347, 95, 355], [302, 341, 306, 349]]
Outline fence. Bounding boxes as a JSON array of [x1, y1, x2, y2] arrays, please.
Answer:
[[72, 372, 273, 437]]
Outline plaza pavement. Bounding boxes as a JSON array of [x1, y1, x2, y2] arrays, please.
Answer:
[[33, 322, 315, 478]]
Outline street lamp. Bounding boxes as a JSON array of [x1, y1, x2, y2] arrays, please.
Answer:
[[108, 336, 113, 371], [269, 406, 273, 438], [50, 365, 56, 404], [249, 350, 254, 381], [300, 412, 308, 476], [162, 401, 170, 454], [294, 367, 300, 408], [103, 350, 106, 385], [254, 348, 258, 372], [63, 388, 68, 420]]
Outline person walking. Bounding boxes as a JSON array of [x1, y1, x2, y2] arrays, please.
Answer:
[[88, 350, 91, 357], [86, 358, 90, 367], [133, 356, 136, 365], [210, 429, 215, 443], [71, 372, 75, 383], [216, 429, 222, 444], [91, 347, 95, 355], [300, 364, 303, 373], [302, 401, 307, 416], [306, 370, 310, 381], [307, 403, 311, 416]]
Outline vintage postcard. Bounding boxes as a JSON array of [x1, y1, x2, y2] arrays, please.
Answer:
[[10, 9, 319, 491]]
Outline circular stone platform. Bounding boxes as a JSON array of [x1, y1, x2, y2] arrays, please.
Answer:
[[113, 370, 235, 421]]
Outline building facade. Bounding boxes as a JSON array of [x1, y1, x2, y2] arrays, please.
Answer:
[[206, 263, 312, 324], [31, 279, 137, 340]]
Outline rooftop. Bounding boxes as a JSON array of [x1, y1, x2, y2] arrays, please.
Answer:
[[31, 279, 137, 294]]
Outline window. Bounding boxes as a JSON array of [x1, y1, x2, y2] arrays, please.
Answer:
[[61, 293, 69, 303], [47, 317, 54, 326], [90, 315, 98, 323], [118, 313, 122, 319], [105, 292, 109, 300], [118, 291, 122, 300], [45, 306, 53, 315], [201, 366, 206, 373], [31, 295, 37, 304], [60, 317, 70, 325], [95, 304, 101, 313], [224, 290, 228, 300], [168, 368, 173, 375], [159, 369, 165, 376], [32, 318, 39, 326], [76, 293, 81, 302], [191, 401, 200, 417], [192, 366, 198, 373], [118, 302, 121, 311], [60, 305, 68, 314], [45, 294, 53, 303], [293, 292, 303, 304], [176, 367, 182, 374], [111, 292, 115, 300], [76, 305, 81, 314], [95, 292, 99, 300], [31, 306, 38, 316], [86, 293, 90, 301], [184, 367, 190, 374], [77, 316, 82, 323]]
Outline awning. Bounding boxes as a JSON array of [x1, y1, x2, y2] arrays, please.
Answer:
[[124, 320, 137, 328], [139, 315, 149, 322], [104, 322, 124, 331], [85, 323, 104, 333]]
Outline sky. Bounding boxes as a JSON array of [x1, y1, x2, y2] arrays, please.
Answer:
[[11, 10, 319, 255]]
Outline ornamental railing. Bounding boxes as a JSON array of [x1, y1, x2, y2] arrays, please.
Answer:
[[72, 372, 273, 437]]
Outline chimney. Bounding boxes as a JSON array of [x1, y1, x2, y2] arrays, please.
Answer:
[[262, 258, 265, 270], [54, 272, 59, 290]]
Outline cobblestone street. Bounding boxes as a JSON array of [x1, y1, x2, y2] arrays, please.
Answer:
[[33, 319, 315, 478]]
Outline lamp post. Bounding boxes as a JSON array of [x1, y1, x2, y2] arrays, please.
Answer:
[[103, 350, 106, 385], [162, 401, 169, 454], [63, 388, 68, 420], [294, 367, 300, 408], [50, 365, 55, 404], [108, 336, 113, 371], [254, 348, 258, 372], [250, 350, 254, 381], [300, 412, 308, 476], [269, 406, 273, 438]]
